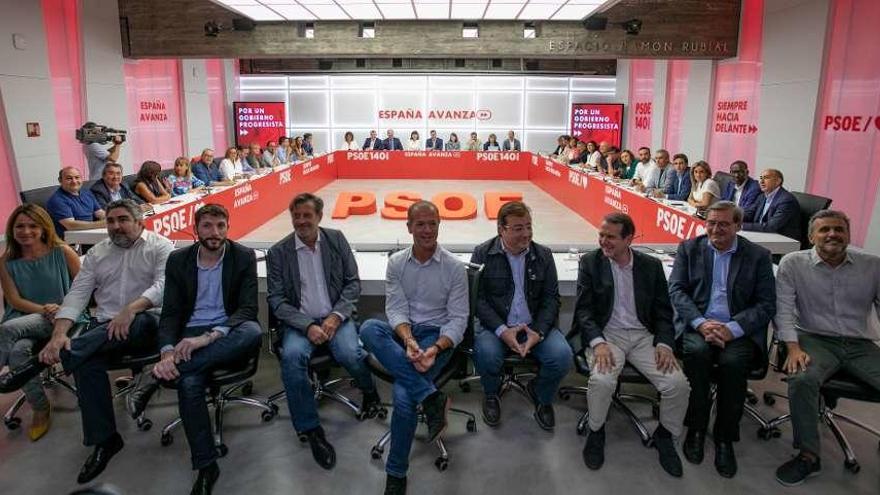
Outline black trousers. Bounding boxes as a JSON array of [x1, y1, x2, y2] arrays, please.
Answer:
[[681, 332, 760, 442], [62, 313, 158, 446]]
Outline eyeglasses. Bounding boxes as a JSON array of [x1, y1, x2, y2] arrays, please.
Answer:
[[706, 221, 735, 229], [503, 224, 533, 234]]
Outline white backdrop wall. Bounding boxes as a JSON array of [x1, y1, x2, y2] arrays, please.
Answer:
[[238, 75, 617, 155]]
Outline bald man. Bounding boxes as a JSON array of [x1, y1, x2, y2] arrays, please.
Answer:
[[742, 168, 801, 240], [46, 166, 106, 238]]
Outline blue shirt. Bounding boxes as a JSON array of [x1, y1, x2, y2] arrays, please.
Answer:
[[303, 141, 313, 155], [495, 242, 533, 336], [186, 248, 229, 329], [192, 161, 223, 186], [691, 238, 745, 338], [760, 187, 780, 222], [46, 188, 102, 237]]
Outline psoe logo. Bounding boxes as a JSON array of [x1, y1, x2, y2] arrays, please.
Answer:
[[476, 109, 493, 121], [279, 170, 292, 185], [476, 152, 519, 161]]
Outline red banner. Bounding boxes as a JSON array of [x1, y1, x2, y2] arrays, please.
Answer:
[[335, 150, 530, 180], [570, 103, 624, 148], [234, 101, 286, 148]]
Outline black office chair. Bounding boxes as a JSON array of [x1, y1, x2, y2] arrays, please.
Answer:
[[159, 345, 275, 457], [109, 350, 163, 431], [3, 364, 77, 431], [367, 263, 481, 472], [557, 328, 660, 446], [264, 314, 386, 443], [713, 171, 734, 195], [19, 185, 61, 210], [756, 341, 880, 473], [790, 191, 832, 250]]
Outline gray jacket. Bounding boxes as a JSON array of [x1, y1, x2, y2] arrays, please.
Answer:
[[266, 227, 360, 332]]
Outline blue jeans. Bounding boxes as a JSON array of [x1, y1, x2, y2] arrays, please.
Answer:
[[175, 321, 263, 470], [360, 319, 453, 478], [472, 326, 572, 405], [279, 319, 375, 432]]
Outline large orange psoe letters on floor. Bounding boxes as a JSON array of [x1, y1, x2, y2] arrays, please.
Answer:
[[335, 191, 522, 220]]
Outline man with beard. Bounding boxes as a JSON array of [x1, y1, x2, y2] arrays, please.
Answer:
[[152, 204, 262, 494], [773, 210, 880, 486], [13, 200, 173, 484]]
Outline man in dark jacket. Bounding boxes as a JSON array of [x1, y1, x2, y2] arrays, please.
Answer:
[[89, 162, 146, 210], [574, 212, 690, 476], [470, 201, 572, 430], [742, 168, 800, 240], [669, 201, 776, 479], [152, 204, 263, 495]]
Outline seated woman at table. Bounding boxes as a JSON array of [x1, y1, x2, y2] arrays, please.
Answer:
[[585, 140, 602, 170], [445, 133, 461, 151], [291, 136, 308, 162], [406, 131, 422, 151], [0, 204, 83, 440], [550, 135, 568, 158], [166, 157, 205, 197], [277, 136, 292, 163], [483, 133, 501, 151], [618, 149, 639, 179], [219, 147, 241, 180], [341, 131, 359, 151], [687, 160, 721, 209], [132, 160, 172, 204], [466, 132, 481, 151]]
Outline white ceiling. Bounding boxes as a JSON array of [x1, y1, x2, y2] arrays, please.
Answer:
[[211, 0, 604, 22]]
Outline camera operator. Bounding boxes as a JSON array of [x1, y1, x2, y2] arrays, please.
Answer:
[[82, 122, 124, 179]]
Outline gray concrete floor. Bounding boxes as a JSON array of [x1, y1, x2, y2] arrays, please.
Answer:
[[1, 348, 879, 495]]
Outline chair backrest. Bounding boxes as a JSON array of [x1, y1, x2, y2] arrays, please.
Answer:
[[19, 184, 60, 210], [462, 262, 484, 351], [713, 170, 733, 194], [790, 191, 833, 250]]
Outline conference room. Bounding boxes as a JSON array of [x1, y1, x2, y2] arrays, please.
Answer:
[[0, 1, 879, 494]]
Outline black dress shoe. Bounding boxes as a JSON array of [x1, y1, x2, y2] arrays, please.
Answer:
[[305, 426, 336, 470], [683, 429, 705, 465], [714, 441, 737, 478], [482, 395, 501, 427], [421, 390, 450, 443], [77, 433, 124, 484], [582, 426, 605, 470], [0, 358, 46, 393], [384, 474, 407, 495], [127, 374, 160, 419], [526, 380, 555, 430], [653, 426, 683, 477], [360, 390, 383, 419], [190, 462, 220, 495]]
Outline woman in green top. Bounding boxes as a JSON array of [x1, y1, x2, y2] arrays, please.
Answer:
[[619, 149, 639, 180], [0, 203, 81, 441]]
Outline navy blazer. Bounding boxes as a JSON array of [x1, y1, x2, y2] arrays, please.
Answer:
[[668, 234, 776, 355], [425, 138, 444, 150], [721, 177, 761, 212], [573, 249, 674, 349], [89, 179, 144, 209], [742, 186, 801, 240], [362, 137, 384, 150], [383, 137, 403, 151], [664, 171, 692, 201]]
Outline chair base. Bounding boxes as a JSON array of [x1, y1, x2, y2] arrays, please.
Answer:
[[370, 404, 477, 472], [459, 370, 537, 406], [160, 379, 275, 458], [558, 385, 659, 447], [3, 367, 77, 431]]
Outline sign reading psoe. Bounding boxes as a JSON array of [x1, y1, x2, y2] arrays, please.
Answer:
[[332, 191, 523, 220]]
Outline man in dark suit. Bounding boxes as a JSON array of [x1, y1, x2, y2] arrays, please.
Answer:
[[383, 129, 404, 151], [664, 153, 692, 201], [363, 130, 384, 150], [669, 200, 776, 478], [502, 130, 521, 151], [152, 203, 262, 495], [266, 193, 380, 470], [742, 168, 800, 239], [721, 161, 761, 211], [89, 162, 146, 210], [575, 212, 690, 477], [425, 130, 443, 150], [471, 201, 572, 431]]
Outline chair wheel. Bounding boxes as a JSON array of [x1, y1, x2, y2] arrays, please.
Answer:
[[160, 433, 173, 446], [559, 392, 570, 401], [138, 418, 153, 431], [747, 395, 758, 405], [459, 382, 471, 393], [216, 444, 228, 458], [261, 410, 276, 422], [371, 446, 383, 459], [434, 457, 449, 471], [297, 433, 308, 443], [377, 408, 388, 420], [576, 423, 586, 436], [757, 427, 780, 440], [844, 460, 860, 473], [466, 419, 477, 432], [241, 383, 253, 396], [762, 393, 776, 406], [5, 417, 22, 430]]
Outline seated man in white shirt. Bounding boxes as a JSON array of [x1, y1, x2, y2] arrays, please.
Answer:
[[631, 146, 656, 185]]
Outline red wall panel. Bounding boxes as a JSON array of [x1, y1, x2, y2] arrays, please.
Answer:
[[123, 59, 185, 171], [626, 60, 655, 150], [663, 60, 690, 153], [205, 59, 229, 153]]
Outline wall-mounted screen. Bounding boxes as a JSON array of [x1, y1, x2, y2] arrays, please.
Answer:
[[570, 103, 624, 149]]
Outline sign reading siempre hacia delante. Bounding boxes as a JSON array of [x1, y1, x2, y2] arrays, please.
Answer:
[[234, 101, 286, 147], [570, 103, 624, 149]]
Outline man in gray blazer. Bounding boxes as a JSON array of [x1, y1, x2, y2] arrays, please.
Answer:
[[267, 193, 380, 470]]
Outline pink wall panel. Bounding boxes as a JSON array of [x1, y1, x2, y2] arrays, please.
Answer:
[[663, 60, 690, 153], [42, 0, 85, 175], [808, 0, 880, 245], [0, 96, 21, 223], [123, 60, 185, 171], [205, 59, 229, 152], [626, 59, 655, 150], [706, 0, 764, 171]]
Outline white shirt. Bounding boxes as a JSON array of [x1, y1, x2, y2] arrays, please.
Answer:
[[406, 139, 422, 151], [294, 232, 334, 320], [604, 252, 646, 334], [587, 151, 603, 170], [691, 178, 721, 202], [733, 182, 745, 206], [342, 141, 359, 151], [57, 230, 174, 322], [633, 160, 655, 182], [219, 158, 236, 180]]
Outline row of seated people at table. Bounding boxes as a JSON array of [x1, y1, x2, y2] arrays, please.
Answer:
[[551, 138, 800, 240], [354, 129, 522, 152], [1, 194, 877, 494]]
